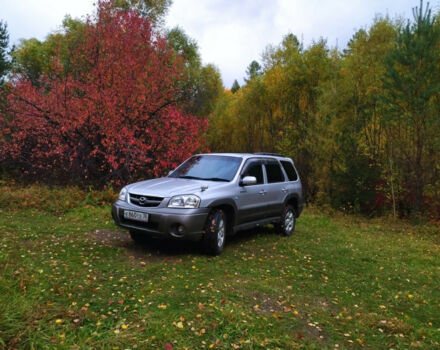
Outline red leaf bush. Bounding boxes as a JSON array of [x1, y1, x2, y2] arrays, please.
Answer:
[[0, 0, 208, 186]]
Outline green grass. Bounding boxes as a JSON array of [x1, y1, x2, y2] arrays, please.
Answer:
[[0, 201, 439, 349]]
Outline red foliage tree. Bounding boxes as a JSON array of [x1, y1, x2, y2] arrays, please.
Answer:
[[0, 0, 208, 186]]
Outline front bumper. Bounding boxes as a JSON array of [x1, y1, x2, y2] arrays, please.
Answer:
[[111, 200, 209, 241]]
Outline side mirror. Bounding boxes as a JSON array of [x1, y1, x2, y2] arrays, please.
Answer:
[[168, 170, 173, 176], [240, 176, 257, 186]]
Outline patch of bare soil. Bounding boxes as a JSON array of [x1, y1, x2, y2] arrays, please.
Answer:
[[89, 229, 202, 262]]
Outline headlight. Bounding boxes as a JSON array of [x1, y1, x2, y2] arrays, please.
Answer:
[[168, 194, 200, 208], [118, 187, 127, 201]]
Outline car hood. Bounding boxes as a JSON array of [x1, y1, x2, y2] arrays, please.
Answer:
[[126, 177, 227, 197]]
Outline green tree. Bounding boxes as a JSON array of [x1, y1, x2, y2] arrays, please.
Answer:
[[11, 38, 51, 85], [262, 33, 301, 69], [167, 27, 223, 116], [193, 64, 223, 116], [231, 79, 240, 93], [382, 0, 440, 213], [113, 0, 172, 25], [0, 20, 10, 131], [245, 60, 261, 81], [317, 18, 397, 212], [0, 20, 9, 83], [11, 16, 86, 86], [167, 26, 201, 106]]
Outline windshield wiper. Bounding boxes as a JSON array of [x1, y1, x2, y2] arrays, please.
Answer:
[[202, 177, 229, 182], [178, 175, 204, 180], [177, 175, 229, 182]]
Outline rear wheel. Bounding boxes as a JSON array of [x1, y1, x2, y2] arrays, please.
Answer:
[[277, 205, 296, 236], [202, 209, 226, 255]]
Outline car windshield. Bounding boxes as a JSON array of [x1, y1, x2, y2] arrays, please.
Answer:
[[169, 155, 242, 182]]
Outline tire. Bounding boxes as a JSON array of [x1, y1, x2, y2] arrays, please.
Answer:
[[129, 230, 149, 244], [277, 205, 296, 236], [202, 209, 226, 255]]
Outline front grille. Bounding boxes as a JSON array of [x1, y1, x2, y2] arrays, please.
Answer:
[[129, 193, 163, 207]]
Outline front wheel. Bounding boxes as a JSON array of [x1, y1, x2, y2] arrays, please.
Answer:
[[202, 209, 226, 255], [277, 205, 296, 236]]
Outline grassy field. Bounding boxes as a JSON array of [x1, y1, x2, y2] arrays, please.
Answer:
[[0, 191, 439, 349]]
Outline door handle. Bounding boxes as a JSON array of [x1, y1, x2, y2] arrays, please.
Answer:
[[259, 190, 266, 195], [282, 188, 287, 193]]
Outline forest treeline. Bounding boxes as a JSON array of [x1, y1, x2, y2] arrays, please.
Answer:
[[209, 2, 440, 218], [1, 0, 440, 218]]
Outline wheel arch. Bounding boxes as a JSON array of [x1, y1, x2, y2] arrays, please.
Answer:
[[285, 194, 299, 217], [206, 199, 237, 234]]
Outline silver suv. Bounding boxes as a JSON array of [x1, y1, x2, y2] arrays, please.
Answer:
[[112, 153, 303, 255]]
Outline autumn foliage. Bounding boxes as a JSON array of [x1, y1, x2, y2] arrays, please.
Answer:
[[209, 5, 440, 218], [0, 1, 207, 186]]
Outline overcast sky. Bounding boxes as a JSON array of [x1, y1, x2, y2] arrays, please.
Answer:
[[2, 0, 438, 87]]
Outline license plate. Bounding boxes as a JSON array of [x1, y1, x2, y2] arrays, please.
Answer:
[[123, 210, 149, 222]]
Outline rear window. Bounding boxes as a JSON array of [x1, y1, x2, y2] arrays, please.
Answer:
[[265, 162, 284, 183], [281, 161, 298, 181]]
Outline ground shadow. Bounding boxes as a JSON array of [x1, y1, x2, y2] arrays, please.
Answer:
[[226, 224, 280, 246], [90, 229, 202, 262], [90, 224, 280, 261]]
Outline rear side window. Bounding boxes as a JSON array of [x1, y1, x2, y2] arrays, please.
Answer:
[[265, 161, 284, 183], [242, 161, 264, 185], [281, 161, 298, 181]]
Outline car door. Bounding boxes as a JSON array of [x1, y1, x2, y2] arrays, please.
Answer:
[[263, 159, 287, 218], [236, 159, 267, 224]]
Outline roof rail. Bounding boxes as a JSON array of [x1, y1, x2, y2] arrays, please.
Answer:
[[254, 152, 284, 157]]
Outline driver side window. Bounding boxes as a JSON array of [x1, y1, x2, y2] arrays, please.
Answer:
[[242, 161, 264, 185]]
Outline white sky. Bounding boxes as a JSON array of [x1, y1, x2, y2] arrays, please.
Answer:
[[1, 0, 437, 87]]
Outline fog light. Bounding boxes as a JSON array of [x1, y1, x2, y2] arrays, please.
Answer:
[[177, 225, 185, 234]]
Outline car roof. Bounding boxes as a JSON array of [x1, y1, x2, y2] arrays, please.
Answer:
[[197, 152, 292, 161]]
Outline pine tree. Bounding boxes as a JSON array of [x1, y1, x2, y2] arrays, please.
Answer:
[[0, 21, 10, 83], [231, 79, 240, 93], [382, 0, 440, 213], [245, 60, 261, 81]]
